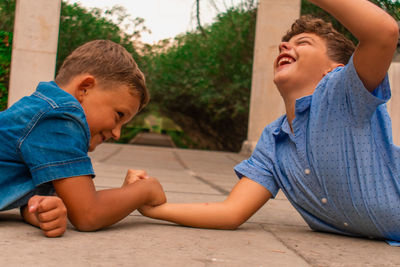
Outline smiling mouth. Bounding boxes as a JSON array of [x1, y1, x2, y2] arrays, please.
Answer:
[[277, 55, 296, 68]]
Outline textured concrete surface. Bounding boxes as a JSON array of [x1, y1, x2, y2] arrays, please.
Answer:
[[1, 143, 399, 266]]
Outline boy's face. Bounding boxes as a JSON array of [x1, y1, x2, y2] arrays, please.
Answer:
[[273, 33, 339, 92], [79, 82, 140, 152]]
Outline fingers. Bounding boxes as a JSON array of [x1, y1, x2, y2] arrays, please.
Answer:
[[28, 195, 67, 238], [126, 169, 149, 179], [123, 169, 150, 187], [27, 195, 44, 213], [37, 205, 66, 223], [33, 196, 59, 212], [43, 227, 67, 238], [39, 216, 67, 237]]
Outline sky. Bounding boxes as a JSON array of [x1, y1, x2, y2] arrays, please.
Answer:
[[67, 0, 246, 44]]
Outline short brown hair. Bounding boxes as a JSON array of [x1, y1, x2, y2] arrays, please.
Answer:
[[282, 15, 355, 65], [56, 40, 149, 111]]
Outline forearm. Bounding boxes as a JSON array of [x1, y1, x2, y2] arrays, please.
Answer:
[[146, 201, 243, 230], [82, 184, 153, 229], [54, 177, 164, 231], [144, 178, 272, 229], [310, 0, 398, 43]]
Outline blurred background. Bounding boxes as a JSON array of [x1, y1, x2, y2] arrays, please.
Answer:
[[0, 0, 399, 152]]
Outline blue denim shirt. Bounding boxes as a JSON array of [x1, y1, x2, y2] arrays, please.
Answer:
[[0, 81, 94, 210], [235, 56, 400, 242]]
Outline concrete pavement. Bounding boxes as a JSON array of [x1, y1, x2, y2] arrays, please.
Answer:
[[1, 143, 399, 266]]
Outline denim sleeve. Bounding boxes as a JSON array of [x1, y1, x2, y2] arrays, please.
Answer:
[[318, 55, 391, 125], [234, 127, 279, 197], [19, 108, 94, 186]]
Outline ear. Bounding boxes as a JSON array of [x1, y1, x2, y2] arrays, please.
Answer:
[[323, 63, 345, 77], [75, 75, 96, 103]]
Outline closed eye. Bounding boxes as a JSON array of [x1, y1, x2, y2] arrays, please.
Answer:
[[297, 40, 310, 45], [116, 112, 124, 120]]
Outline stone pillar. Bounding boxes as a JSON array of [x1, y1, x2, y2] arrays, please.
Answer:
[[7, 0, 61, 107], [241, 0, 301, 155]]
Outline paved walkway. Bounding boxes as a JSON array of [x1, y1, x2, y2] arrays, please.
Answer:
[[129, 132, 176, 147], [1, 143, 399, 266]]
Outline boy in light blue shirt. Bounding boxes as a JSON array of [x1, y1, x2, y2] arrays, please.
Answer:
[[139, 0, 400, 243]]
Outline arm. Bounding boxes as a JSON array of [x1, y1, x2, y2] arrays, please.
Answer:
[[309, 0, 399, 91], [139, 177, 272, 229], [52, 174, 166, 232], [21, 195, 67, 237]]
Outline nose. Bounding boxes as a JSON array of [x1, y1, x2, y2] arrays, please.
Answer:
[[111, 124, 122, 140], [279, 41, 292, 52]]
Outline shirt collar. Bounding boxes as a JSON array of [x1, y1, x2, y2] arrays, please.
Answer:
[[294, 95, 312, 115], [272, 95, 312, 139], [272, 116, 290, 139]]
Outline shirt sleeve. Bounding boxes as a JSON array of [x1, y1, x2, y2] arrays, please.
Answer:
[[317, 54, 391, 125], [18, 108, 94, 186], [234, 126, 279, 197]]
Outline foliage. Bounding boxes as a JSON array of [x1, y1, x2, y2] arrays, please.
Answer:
[[0, 0, 15, 110], [0, 31, 11, 111], [0, 0, 15, 33], [373, 0, 400, 21], [142, 0, 399, 151], [142, 7, 256, 151], [57, 2, 146, 71]]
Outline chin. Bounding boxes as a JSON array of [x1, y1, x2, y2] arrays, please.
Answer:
[[273, 75, 285, 87]]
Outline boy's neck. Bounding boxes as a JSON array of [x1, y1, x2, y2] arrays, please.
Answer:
[[279, 84, 316, 132]]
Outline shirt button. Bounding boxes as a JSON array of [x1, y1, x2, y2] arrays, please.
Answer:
[[321, 198, 327, 204], [343, 222, 349, 227], [304, 168, 311, 175]]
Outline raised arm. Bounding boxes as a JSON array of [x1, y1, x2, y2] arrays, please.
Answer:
[[309, 0, 399, 91], [52, 174, 166, 231], [139, 177, 272, 229]]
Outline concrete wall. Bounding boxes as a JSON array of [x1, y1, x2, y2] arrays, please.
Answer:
[[7, 0, 61, 107], [241, 0, 301, 154], [388, 63, 400, 146]]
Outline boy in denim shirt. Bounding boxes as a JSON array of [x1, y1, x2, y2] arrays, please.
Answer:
[[140, 0, 400, 243], [0, 40, 166, 237]]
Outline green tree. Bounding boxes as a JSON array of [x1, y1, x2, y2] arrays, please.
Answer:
[[143, 0, 399, 151], [0, 31, 11, 111], [57, 2, 146, 71], [0, 0, 15, 32], [143, 7, 256, 151], [0, 0, 15, 110]]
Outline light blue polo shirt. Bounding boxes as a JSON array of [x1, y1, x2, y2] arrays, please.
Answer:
[[235, 56, 400, 243], [0, 81, 94, 210]]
